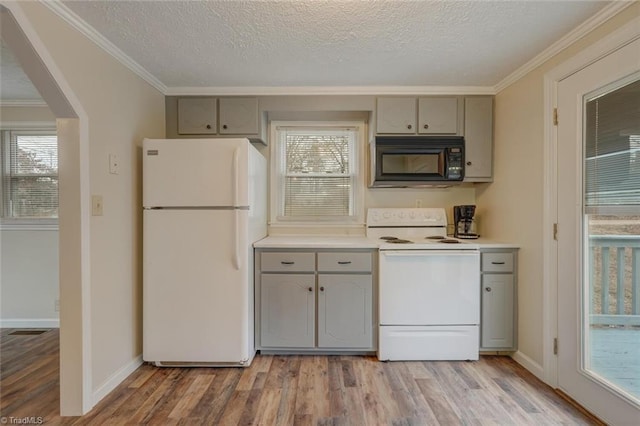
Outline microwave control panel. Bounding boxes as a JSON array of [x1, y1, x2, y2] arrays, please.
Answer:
[[446, 147, 464, 180]]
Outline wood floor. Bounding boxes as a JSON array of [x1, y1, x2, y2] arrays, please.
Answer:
[[1, 328, 601, 425]]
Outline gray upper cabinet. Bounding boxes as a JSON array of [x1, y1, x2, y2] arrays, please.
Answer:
[[418, 97, 458, 134], [177, 97, 217, 135], [169, 96, 265, 144], [376, 97, 417, 134], [219, 97, 259, 135], [464, 96, 494, 181], [376, 96, 461, 135]]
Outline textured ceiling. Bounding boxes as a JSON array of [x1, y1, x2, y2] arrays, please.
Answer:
[[59, 0, 609, 89], [1, 1, 613, 101]]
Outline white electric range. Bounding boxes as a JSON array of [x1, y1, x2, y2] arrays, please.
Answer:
[[366, 208, 480, 361]]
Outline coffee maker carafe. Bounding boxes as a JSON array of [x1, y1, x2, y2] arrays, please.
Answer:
[[453, 205, 479, 239]]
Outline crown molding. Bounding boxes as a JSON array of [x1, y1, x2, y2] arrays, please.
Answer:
[[40, 0, 167, 94], [0, 99, 48, 107], [165, 85, 496, 96], [494, 1, 635, 94]]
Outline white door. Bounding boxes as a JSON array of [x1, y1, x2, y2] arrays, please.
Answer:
[[557, 38, 640, 424], [142, 138, 249, 207], [143, 209, 250, 363]]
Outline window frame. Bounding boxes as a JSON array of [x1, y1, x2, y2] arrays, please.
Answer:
[[269, 120, 365, 228], [1, 128, 59, 228]]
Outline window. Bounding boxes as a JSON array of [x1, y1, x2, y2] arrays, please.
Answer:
[[1, 130, 58, 219], [270, 121, 364, 225]]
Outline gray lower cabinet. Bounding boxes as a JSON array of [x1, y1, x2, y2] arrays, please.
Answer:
[[480, 249, 518, 351], [260, 274, 315, 348], [256, 249, 376, 352], [317, 274, 372, 348]]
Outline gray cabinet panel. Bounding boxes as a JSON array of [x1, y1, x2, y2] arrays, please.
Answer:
[[261, 252, 315, 272], [376, 97, 416, 134], [464, 97, 494, 181], [219, 97, 259, 135], [260, 274, 315, 348], [317, 252, 372, 272], [482, 252, 514, 273], [481, 274, 514, 349], [418, 97, 458, 134], [177, 97, 217, 135], [317, 275, 373, 348]]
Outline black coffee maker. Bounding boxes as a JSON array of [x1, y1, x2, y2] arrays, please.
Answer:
[[453, 205, 479, 239]]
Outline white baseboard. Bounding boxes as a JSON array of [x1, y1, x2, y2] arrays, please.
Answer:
[[92, 355, 143, 405], [511, 350, 545, 381], [0, 318, 60, 328]]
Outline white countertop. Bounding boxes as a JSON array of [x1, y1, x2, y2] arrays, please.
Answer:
[[254, 235, 379, 249], [254, 235, 518, 249]]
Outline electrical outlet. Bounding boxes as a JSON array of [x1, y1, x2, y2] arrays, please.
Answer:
[[415, 199, 422, 208], [92, 195, 103, 216], [55, 298, 60, 312]]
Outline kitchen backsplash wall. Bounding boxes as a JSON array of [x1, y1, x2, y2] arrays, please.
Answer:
[[166, 94, 478, 235]]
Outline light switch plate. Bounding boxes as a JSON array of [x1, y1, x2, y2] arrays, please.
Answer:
[[92, 195, 103, 216], [109, 154, 120, 174]]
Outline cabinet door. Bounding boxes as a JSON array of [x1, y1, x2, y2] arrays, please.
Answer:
[[481, 274, 514, 349], [464, 97, 493, 180], [418, 97, 458, 134], [317, 274, 373, 348], [260, 274, 315, 348], [177, 97, 217, 135], [219, 97, 259, 135], [376, 97, 416, 134]]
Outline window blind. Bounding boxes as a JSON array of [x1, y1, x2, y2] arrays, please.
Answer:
[[4, 132, 58, 218], [584, 78, 640, 214], [278, 127, 356, 218]]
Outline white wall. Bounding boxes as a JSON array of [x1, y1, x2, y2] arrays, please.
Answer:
[[6, 1, 166, 410], [476, 3, 640, 371], [0, 228, 59, 327]]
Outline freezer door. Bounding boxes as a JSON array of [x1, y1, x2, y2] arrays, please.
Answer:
[[143, 138, 250, 207], [143, 209, 252, 363]]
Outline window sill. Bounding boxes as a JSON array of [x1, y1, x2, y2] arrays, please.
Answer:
[[0, 219, 59, 231]]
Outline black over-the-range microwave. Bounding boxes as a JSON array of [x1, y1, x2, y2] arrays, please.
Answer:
[[371, 136, 465, 187]]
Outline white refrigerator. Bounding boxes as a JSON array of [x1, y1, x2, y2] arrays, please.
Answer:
[[142, 138, 266, 366]]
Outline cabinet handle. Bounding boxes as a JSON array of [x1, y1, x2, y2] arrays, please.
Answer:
[[407, 124, 412, 130], [320, 286, 325, 292], [281, 261, 295, 265], [337, 261, 352, 265], [222, 124, 228, 129], [423, 124, 429, 129], [466, 161, 472, 166], [485, 287, 492, 292], [491, 261, 505, 265], [308, 287, 313, 292], [206, 124, 212, 129]]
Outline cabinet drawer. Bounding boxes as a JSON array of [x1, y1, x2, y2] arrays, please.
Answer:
[[482, 252, 513, 272], [317, 252, 372, 272], [261, 252, 315, 272]]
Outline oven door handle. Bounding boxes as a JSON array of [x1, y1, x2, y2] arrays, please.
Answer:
[[381, 250, 479, 256]]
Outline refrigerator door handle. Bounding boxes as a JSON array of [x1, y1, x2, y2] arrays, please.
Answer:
[[232, 146, 240, 207], [233, 209, 241, 270], [232, 146, 241, 270]]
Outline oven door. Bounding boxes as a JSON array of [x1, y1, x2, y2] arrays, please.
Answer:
[[379, 250, 480, 325]]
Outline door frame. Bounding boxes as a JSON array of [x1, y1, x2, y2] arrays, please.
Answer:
[[542, 15, 640, 389]]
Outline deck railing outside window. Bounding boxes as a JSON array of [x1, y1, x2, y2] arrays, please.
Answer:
[[589, 235, 640, 326]]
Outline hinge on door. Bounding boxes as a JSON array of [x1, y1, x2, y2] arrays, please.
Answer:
[[553, 223, 558, 240], [553, 108, 559, 126], [554, 338, 558, 355]]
